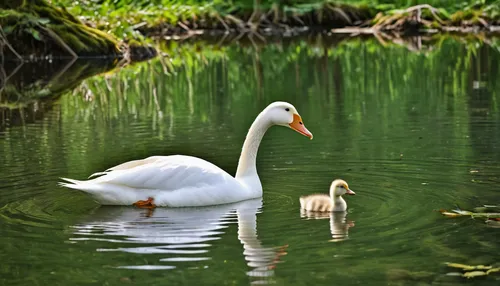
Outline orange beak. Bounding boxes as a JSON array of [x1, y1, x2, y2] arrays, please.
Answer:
[[289, 114, 313, 139]]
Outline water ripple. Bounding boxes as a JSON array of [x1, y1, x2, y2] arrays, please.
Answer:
[[67, 198, 288, 280]]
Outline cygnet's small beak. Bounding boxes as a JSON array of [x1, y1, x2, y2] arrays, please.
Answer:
[[289, 114, 313, 139], [346, 189, 356, 195]]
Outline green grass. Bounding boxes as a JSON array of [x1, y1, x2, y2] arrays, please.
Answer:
[[51, 0, 500, 41]]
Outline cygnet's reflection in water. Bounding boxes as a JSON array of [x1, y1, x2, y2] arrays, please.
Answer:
[[300, 210, 355, 242], [70, 198, 286, 283]]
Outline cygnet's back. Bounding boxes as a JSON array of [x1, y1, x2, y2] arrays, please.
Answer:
[[299, 194, 333, 212]]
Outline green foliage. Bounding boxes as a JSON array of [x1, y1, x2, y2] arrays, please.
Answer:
[[47, 0, 500, 43]]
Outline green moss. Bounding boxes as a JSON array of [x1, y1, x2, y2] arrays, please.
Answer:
[[0, 0, 120, 58]]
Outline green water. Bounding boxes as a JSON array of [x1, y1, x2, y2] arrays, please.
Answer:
[[1, 39, 499, 285]]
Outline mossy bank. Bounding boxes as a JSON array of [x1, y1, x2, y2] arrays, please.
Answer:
[[1, 0, 137, 60]]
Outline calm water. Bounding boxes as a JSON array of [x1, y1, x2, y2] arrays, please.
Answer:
[[1, 39, 499, 285]]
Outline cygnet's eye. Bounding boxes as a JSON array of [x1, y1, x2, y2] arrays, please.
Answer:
[[285, 108, 290, 112], [339, 185, 345, 189]]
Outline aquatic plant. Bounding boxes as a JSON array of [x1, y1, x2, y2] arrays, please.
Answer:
[[445, 262, 500, 279], [439, 205, 500, 228]]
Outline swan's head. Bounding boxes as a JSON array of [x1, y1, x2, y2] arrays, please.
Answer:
[[264, 101, 313, 139], [330, 179, 355, 196]]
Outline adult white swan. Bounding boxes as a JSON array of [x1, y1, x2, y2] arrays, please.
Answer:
[[59, 102, 313, 208]]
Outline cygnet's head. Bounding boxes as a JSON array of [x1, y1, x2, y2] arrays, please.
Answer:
[[330, 179, 356, 196], [263, 101, 313, 139]]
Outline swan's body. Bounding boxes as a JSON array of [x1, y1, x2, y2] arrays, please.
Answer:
[[60, 155, 253, 206], [299, 179, 355, 212], [60, 102, 312, 207]]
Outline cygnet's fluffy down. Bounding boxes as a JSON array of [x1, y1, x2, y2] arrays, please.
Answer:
[[300, 179, 355, 212]]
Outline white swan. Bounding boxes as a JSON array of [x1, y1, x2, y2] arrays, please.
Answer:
[[299, 179, 355, 212], [59, 101, 313, 207]]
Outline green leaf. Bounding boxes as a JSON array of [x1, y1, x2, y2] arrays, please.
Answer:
[[445, 262, 492, 271], [28, 28, 41, 41], [38, 18, 51, 25], [438, 8, 451, 19], [3, 25, 15, 34], [487, 268, 500, 275], [463, 271, 487, 279]]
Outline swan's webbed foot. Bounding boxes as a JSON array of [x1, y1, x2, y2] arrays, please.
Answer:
[[133, 197, 156, 209]]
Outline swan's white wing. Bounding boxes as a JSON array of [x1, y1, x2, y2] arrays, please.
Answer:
[[60, 155, 258, 206], [91, 155, 233, 191]]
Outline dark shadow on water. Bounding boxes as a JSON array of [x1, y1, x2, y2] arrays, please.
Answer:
[[0, 59, 119, 131]]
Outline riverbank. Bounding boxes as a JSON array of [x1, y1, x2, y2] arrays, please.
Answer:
[[0, 0, 156, 62], [1, 1, 499, 61], [142, 4, 500, 41], [60, 1, 500, 41]]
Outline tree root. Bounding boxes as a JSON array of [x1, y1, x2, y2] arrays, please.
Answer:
[[36, 24, 77, 59], [214, 14, 231, 31], [0, 25, 23, 62], [325, 4, 352, 25], [225, 14, 246, 30], [371, 4, 448, 33], [142, 3, 499, 43]]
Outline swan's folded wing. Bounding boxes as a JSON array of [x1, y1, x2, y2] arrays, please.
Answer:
[[88, 156, 166, 178], [91, 155, 233, 191]]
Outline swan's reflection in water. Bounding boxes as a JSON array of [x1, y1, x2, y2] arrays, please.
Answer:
[[238, 203, 288, 283], [70, 198, 286, 283], [300, 210, 355, 242]]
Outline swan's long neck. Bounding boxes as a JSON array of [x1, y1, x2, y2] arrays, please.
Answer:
[[235, 112, 270, 180]]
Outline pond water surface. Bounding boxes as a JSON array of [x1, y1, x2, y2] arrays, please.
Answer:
[[1, 39, 499, 285]]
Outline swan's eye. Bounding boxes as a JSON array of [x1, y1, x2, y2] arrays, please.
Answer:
[[339, 185, 344, 189], [299, 122, 303, 125], [285, 108, 290, 112]]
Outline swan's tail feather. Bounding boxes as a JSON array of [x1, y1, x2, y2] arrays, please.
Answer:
[[59, 177, 85, 189], [88, 172, 108, 179], [58, 177, 147, 206], [58, 177, 97, 193], [60, 177, 83, 185], [58, 182, 80, 189]]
